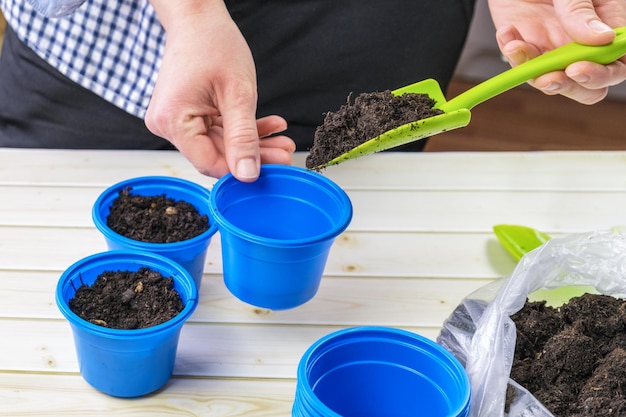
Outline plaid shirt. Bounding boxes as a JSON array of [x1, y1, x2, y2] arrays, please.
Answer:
[[1, 0, 164, 118]]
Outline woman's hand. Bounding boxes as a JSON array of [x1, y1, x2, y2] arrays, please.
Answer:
[[488, 0, 626, 104], [146, 0, 295, 181]]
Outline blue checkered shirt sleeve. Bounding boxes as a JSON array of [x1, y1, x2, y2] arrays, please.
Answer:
[[1, 0, 165, 118]]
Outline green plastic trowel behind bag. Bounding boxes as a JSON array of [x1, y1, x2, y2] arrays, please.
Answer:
[[493, 224, 596, 306], [493, 224, 550, 261]]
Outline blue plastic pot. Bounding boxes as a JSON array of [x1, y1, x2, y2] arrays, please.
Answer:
[[92, 176, 218, 290], [55, 250, 198, 397], [209, 165, 352, 310], [293, 327, 471, 417]]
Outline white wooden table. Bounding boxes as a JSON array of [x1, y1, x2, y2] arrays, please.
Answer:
[[2, 149, 626, 416]]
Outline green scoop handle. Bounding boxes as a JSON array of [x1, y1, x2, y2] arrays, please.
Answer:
[[313, 26, 626, 170], [441, 25, 626, 112]]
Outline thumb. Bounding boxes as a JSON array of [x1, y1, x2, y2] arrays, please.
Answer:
[[553, 0, 615, 45], [221, 92, 262, 183]]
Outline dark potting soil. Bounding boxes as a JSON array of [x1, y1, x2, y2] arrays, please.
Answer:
[[508, 293, 626, 416], [305, 90, 443, 170], [69, 267, 184, 329], [107, 187, 209, 243]]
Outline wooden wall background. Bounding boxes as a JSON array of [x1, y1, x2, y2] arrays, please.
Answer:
[[424, 79, 626, 152], [0, 10, 6, 48]]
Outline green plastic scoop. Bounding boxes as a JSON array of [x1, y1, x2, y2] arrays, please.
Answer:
[[313, 26, 626, 170], [493, 224, 551, 261], [493, 224, 596, 306]]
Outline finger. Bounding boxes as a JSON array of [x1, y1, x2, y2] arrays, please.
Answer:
[[260, 135, 296, 154], [220, 89, 261, 182], [530, 71, 609, 104], [561, 86, 608, 104], [257, 115, 288, 138], [553, 0, 615, 45], [565, 59, 626, 89], [260, 146, 295, 167], [174, 132, 230, 179], [495, 25, 522, 52], [496, 26, 542, 67], [260, 134, 296, 166]]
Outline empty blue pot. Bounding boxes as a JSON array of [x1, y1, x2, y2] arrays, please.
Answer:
[[293, 327, 471, 417], [209, 165, 352, 310]]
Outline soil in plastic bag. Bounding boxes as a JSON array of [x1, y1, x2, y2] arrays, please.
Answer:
[[508, 293, 626, 416], [437, 230, 626, 417]]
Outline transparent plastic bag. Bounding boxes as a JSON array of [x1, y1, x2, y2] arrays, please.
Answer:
[[437, 229, 626, 417]]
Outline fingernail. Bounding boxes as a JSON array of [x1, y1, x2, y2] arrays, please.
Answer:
[[570, 72, 590, 84], [543, 82, 561, 92], [236, 158, 259, 180], [589, 20, 613, 35], [504, 47, 528, 66]]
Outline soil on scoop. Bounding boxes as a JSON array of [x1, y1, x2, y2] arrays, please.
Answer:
[[69, 267, 184, 329], [305, 90, 443, 170], [507, 293, 626, 416], [107, 187, 209, 243]]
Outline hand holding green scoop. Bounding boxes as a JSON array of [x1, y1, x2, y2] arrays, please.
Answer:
[[312, 26, 626, 170]]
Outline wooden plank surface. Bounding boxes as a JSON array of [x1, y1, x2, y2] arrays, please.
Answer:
[[0, 374, 295, 417], [1, 149, 625, 415], [0, 269, 492, 325], [4, 185, 626, 233], [4, 149, 626, 190]]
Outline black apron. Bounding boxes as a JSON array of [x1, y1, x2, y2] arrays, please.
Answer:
[[0, 0, 475, 150]]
